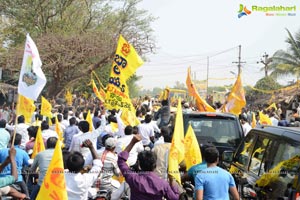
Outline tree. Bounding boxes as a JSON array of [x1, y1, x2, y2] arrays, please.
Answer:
[[270, 28, 300, 80], [246, 76, 282, 104], [0, 0, 156, 97], [173, 81, 185, 90]]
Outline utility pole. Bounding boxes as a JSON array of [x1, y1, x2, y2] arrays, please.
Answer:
[[257, 52, 272, 77], [206, 56, 209, 98], [232, 45, 246, 75]]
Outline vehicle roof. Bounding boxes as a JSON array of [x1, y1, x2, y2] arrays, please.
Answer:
[[252, 125, 300, 142], [183, 111, 239, 119]]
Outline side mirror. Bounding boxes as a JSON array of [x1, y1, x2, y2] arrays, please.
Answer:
[[222, 150, 234, 163]]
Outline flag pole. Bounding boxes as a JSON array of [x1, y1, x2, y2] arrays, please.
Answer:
[[11, 94, 19, 146]]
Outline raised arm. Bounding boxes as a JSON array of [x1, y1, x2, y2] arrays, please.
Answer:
[[9, 147, 18, 181], [82, 139, 99, 160]]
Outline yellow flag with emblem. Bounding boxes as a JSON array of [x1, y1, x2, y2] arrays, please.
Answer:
[[221, 73, 246, 115], [17, 94, 36, 123], [259, 111, 272, 125], [186, 67, 215, 112], [41, 96, 52, 119], [31, 126, 45, 159], [168, 98, 185, 184], [105, 35, 143, 126], [184, 124, 202, 170], [36, 140, 67, 200]]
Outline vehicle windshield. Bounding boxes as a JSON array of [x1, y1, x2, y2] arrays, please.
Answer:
[[186, 118, 240, 146]]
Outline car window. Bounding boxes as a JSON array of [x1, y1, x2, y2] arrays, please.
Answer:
[[188, 118, 240, 144], [234, 133, 256, 167], [249, 137, 271, 175]]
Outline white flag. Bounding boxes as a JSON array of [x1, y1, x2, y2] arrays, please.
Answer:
[[18, 34, 46, 101]]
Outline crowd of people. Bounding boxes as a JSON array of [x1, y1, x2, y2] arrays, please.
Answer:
[[0, 95, 299, 200]]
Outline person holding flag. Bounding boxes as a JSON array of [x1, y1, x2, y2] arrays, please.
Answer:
[[117, 134, 180, 200], [29, 137, 58, 199]]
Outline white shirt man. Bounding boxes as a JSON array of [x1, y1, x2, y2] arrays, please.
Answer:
[[138, 114, 155, 147], [6, 115, 29, 149], [69, 121, 99, 158]]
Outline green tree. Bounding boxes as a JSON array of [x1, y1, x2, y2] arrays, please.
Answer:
[[270, 28, 300, 79], [246, 76, 282, 104], [0, 0, 155, 97]]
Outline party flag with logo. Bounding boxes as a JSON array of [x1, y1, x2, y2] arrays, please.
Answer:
[[105, 35, 143, 126], [168, 98, 185, 184], [222, 73, 246, 115], [259, 111, 272, 125], [184, 124, 202, 170], [18, 34, 46, 101], [17, 94, 36, 124], [36, 140, 67, 200], [31, 127, 45, 159], [41, 96, 52, 119]]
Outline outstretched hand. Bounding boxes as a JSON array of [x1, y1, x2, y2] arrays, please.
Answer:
[[82, 139, 93, 148], [131, 134, 142, 144], [116, 109, 123, 117]]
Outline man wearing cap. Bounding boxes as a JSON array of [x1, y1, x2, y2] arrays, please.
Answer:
[[93, 137, 120, 192]]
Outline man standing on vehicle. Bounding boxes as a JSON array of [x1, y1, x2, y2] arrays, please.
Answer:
[[195, 146, 239, 200]]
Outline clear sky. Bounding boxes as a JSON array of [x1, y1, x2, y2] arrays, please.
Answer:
[[135, 0, 300, 90]]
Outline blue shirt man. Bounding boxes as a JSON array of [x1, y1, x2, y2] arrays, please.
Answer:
[[0, 134, 30, 182], [63, 117, 80, 149], [187, 161, 207, 181], [195, 146, 239, 200]]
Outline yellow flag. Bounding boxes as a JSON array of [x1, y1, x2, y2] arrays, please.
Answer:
[[91, 79, 105, 102], [222, 73, 246, 115], [168, 98, 185, 184], [186, 67, 215, 112], [266, 103, 277, 111], [184, 124, 202, 170], [105, 35, 143, 126], [36, 140, 67, 200], [41, 96, 52, 119], [110, 122, 119, 133], [17, 94, 36, 123], [65, 89, 73, 106], [31, 127, 45, 159], [259, 111, 272, 125], [99, 88, 106, 102], [86, 110, 93, 132], [159, 87, 170, 101], [251, 112, 257, 128], [55, 115, 63, 140], [121, 109, 140, 126]]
